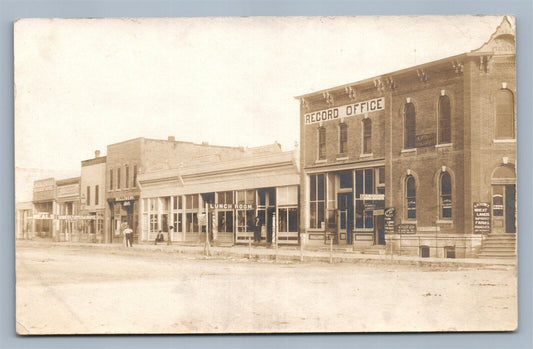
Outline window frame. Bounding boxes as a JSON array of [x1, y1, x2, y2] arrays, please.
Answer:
[[405, 175, 416, 220], [339, 122, 348, 154], [438, 94, 452, 144], [318, 126, 326, 160], [404, 102, 416, 149], [495, 88, 515, 140], [362, 117, 372, 154]]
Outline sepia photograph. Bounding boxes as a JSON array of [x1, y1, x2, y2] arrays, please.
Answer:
[[14, 15, 517, 334]]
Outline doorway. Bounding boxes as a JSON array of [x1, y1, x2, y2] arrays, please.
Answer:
[[492, 184, 516, 234], [338, 192, 353, 244]]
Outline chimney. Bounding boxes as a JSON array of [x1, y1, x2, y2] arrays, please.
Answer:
[[168, 136, 175, 141], [95, 150, 101, 158], [202, 141, 209, 146]]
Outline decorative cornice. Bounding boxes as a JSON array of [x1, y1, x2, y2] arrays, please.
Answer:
[[416, 69, 428, 83], [451, 60, 463, 74], [345, 86, 357, 101], [300, 97, 309, 112], [323, 91, 334, 107]]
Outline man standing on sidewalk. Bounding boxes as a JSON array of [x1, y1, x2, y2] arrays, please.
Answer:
[[123, 225, 133, 247]]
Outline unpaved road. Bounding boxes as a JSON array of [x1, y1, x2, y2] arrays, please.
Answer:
[[15, 242, 517, 334]]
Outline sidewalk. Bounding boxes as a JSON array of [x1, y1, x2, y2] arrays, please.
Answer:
[[16, 239, 517, 268]]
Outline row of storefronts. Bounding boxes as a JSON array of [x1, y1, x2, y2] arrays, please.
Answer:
[[16, 18, 516, 258]]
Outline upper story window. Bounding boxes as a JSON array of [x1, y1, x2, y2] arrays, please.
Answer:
[[438, 95, 451, 144], [95, 185, 99, 205], [406, 175, 416, 219], [363, 118, 372, 154], [495, 88, 515, 139], [117, 168, 121, 189], [109, 169, 113, 190], [133, 165, 137, 188], [318, 127, 326, 160], [404, 102, 416, 149], [440, 171, 452, 218], [125, 165, 129, 188], [339, 123, 348, 154], [86, 186, 91, 206]]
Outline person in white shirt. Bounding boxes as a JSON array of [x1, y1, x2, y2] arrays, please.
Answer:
[[123, 226, 133, 247]]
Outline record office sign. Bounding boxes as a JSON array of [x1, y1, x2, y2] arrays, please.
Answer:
[[304, 97, 385, 125]]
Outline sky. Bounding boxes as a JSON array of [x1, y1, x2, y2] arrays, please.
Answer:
[[14, 15, 509, 174]]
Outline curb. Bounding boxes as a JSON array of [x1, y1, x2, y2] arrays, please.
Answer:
[[16, 239, 517, 268]]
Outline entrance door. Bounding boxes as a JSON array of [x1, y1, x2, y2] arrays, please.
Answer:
[[338, 193, 353, 244], [492, 184, 516, 234], [375, 214, 385, 245]]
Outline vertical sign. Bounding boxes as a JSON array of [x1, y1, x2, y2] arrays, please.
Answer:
[[473, 202, 491, 234], [384, 208, 396, 234]]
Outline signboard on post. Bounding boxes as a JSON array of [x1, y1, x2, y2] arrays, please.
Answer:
[[384, 208, 396, 233], [473, 202, 491, 234]]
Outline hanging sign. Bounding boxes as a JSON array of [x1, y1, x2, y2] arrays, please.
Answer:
[[384, 208, 396, 233]]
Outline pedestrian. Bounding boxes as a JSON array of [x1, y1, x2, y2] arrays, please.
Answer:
[[254, 216, 262, 243], [123, 225, 133, 247], [154, 230, 164, 245]]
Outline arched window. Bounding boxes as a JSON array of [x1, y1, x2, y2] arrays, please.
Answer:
[[438, 95, 451, 144], [440, 172, 452, 218], [318, 127, 326, 160], [495, 89, 515, 139], [363, 118, 372, 154], [406, 175, 416, 219], [404, 102, 416, 149], [339, 123, 348, 154]]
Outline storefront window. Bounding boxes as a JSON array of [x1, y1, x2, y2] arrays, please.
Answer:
[[186, 195, 199, 209], [218, 211, 233, 233], [355, 169, 375, 229], [173, 212, 182, 232], [186, 213, 199, 232], [309, 174, 325, 229], [150, 214, 158, 232]]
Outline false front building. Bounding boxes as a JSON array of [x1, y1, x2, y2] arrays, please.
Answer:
[[296, 17, 516, 258], [138, 145, 300, 245]]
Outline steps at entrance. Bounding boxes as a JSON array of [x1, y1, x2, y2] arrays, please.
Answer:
[[354, 244, 387, 255], [478, 234, 516, 259]]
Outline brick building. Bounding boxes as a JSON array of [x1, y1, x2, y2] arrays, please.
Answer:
[[80, 150, 107, 242], [105, 137, 250, 244], [296, 17, 516, 258]]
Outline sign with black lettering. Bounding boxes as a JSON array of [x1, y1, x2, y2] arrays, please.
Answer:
[[304, 97, 385, 125], [415, 133, 436, 147], [473, 202, 491, 234], [384, 208, 396, 233], [397, 223, 416, 234]]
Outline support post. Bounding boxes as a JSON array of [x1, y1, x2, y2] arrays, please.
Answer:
[[329, 235, 333, 264]]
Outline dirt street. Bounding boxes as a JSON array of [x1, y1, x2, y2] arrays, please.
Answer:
[[15, 242, 517, 334]]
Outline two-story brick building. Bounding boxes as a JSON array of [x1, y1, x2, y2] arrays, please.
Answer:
[[296, 17, 516, 258], [105, 137, 250, 244]]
